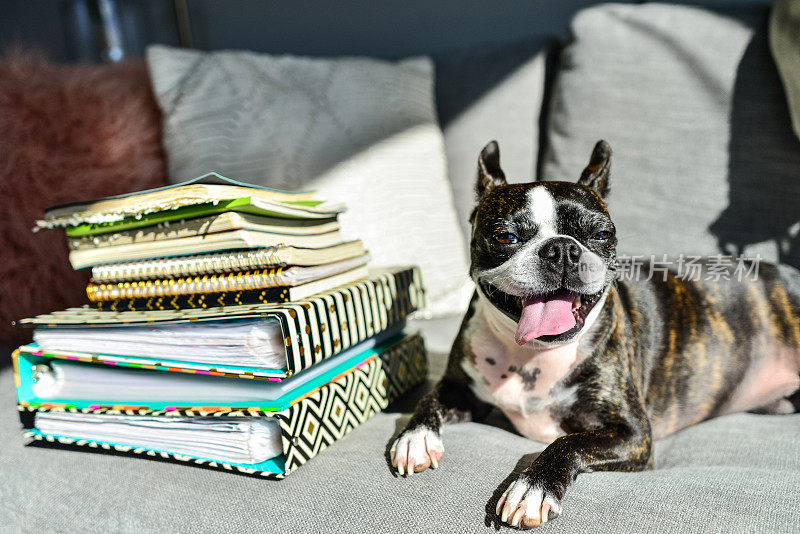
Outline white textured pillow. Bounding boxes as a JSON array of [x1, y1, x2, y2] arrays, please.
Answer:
[[146, 45, 472, 317]]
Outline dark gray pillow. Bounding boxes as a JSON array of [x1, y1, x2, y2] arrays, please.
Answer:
[[542, 3, 800, 268]]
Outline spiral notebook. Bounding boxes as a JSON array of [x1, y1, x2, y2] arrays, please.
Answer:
[[90, 245, 368, 282], [86, 254, 370, 301], [69, 230, 356, 270], [91, 265, 369, 311]]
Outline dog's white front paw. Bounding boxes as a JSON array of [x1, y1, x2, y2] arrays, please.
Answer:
[[389, 426, 443, 476], [496, 476, 562, 529]]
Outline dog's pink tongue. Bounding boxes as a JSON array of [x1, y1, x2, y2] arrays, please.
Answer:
[[515, 295, 576, 345]]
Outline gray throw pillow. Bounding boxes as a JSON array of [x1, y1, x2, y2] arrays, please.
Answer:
[[770, 0, 800, 141], [146, 45, 473, 317], [542, 3, 800, 269], [435, 39, 550, 243]]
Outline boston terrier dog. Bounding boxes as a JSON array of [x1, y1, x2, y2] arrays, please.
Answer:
[[390, 140, 800, 529]]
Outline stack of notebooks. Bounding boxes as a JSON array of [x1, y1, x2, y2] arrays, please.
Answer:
[[13, 173, 428, 478]]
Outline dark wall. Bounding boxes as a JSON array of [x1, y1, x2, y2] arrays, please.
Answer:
[[184, 0, 605, 58], [0, 0, 774, 63]]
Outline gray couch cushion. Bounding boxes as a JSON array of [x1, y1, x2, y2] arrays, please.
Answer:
[[542, 3, 800, 268], [2, 343, 799, 532]]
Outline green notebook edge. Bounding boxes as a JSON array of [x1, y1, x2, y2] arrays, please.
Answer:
[[65, 197, 324, 237]]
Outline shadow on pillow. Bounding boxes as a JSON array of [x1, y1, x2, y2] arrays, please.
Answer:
[[0, 51, 167, 346]]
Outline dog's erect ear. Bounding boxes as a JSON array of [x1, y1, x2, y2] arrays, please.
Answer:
[[476, 140, 507, 198], [578, 140, 612, 198]]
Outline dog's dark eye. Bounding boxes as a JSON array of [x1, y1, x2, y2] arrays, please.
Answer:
[[594, 230, 613, 240], [495, 232, 518, 245]]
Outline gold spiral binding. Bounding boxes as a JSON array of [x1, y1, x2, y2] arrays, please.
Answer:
[[86, 266, 290, 302]]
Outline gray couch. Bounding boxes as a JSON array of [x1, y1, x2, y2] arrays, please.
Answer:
[[2, 2, 800, 532], [2, 318, 799, 532]]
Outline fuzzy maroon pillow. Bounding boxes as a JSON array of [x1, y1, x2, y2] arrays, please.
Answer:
[[0, 52, 167, 345]]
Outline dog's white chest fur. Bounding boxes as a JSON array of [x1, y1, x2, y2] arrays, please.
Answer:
[[461, 295, 584, 444]]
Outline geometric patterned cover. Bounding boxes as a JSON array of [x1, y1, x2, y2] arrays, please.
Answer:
[[18, 267, 425, 378], [17, 333, 428, 478]]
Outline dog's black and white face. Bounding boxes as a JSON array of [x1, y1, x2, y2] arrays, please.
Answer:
[[470, 140, 618, 346]]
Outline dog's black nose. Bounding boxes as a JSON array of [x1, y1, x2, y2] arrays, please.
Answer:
[[539, 237, 581, 268]]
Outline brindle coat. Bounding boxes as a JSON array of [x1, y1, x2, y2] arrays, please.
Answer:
[[390, 140, 800, 529]]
